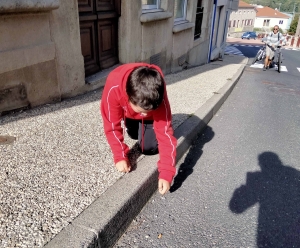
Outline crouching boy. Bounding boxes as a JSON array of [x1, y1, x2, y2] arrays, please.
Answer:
[[100, 63, 177, 195]]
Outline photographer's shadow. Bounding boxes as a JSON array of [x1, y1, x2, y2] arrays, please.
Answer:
[[229, 152, 300, 247], [170, 125, 215, 193]]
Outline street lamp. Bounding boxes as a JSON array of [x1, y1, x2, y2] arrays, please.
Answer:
[[272, 1, 282, 11], [278, 3, 282, 11], [293, 3, 298, 16]]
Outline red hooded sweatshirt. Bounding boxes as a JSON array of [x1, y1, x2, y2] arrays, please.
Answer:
[[100, 63, 177, 183]]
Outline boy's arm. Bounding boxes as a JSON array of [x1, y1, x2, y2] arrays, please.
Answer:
[[153, 93, 177, 183], [100, 86, 130, 165]]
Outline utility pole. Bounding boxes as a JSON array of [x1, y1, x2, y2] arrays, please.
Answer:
[[296, 15, 300, 37], [293, 15, 300, 49], [272, 1, 282, 11], [293, 3, 298, 17]]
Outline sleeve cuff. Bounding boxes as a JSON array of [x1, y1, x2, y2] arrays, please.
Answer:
[[114, 157, 129, 165], [158, 169, 176, 183]]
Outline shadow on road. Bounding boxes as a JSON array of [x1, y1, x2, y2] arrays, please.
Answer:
[[229, 151, 300, 247], [170, 125, 215, 193]]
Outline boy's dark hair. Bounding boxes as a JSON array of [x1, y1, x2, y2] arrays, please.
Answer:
[[126, 66, 165, 110]]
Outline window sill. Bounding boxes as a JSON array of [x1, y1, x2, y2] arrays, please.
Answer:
[[0, 0, 59, 13], [173, 22, 195, 33], [142, 8, 164, 14], [140, 11, 173, 23]]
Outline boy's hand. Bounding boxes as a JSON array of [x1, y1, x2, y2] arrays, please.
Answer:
[[158, 179, 171, 195], [115, 160, 131, 173]]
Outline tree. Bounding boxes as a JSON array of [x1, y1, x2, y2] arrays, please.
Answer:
[[289, 14, 300, 34]]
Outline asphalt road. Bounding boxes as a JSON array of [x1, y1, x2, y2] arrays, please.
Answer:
[[114, 48, 300, 248]]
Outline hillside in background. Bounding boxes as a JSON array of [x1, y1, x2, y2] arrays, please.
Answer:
[[242, 0, 300, 13]]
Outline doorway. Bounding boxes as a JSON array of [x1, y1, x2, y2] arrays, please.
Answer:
[[78, 0, 120, 77]]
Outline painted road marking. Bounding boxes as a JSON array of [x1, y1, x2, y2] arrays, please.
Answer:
[[228, 44, 300, 51], [224, 46, 244, 56], [277, 65, 288, 72], [250, 63, 264, 69], [250, 63, 288, 72]]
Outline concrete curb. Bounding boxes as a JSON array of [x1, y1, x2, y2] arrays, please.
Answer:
[[44, 57, 248, 248]]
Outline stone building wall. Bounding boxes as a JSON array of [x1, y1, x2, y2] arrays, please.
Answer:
[[1, 0, 232, 114]]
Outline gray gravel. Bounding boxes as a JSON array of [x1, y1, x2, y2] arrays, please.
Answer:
[[0, 55, 246, 247]]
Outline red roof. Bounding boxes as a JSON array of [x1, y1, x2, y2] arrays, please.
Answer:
[[239, 1, 255, 8], [255, 6, 290, 19]]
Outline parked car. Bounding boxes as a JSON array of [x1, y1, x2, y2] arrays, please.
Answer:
[[241, 32, 257, 40]]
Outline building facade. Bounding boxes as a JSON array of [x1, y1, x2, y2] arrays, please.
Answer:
[[254, 6, 290, 32], [228, 0, 256, 38], [209, 0, 239, 60], [0, 0, 237, 114]]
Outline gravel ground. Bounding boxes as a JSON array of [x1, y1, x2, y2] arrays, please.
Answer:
[[0, 55, 244, 247]]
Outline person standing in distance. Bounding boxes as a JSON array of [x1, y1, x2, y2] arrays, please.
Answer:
[[100, 63, 177, 195], [263, 25, 282, 71]]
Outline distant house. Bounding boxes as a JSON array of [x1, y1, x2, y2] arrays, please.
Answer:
[[228, 1, 256, 38], [254, 6, 290, 32]]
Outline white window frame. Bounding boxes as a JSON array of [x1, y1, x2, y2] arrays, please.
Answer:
[[174, 0, 188, 25], [142, 0, 161, 10], [263, 19, 270, 27]]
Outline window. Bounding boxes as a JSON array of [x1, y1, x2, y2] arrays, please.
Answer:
[[194, 0, 204, 40], [263, 19, 270, 26], [242, 20, 244, 27], [233, 20, 236, 27], [228, 20, 231, 28], [142, 0, 160, 10], [279, 20, 283, 24], [174, 0, 187, 23]]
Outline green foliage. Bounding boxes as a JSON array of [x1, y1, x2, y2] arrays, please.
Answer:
[[289, 14, 299, 33], [253, 27, 262, 31], [242, 0, 300, 13]]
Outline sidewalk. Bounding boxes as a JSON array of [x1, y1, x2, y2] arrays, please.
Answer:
[[0, 54, 248, 248]]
